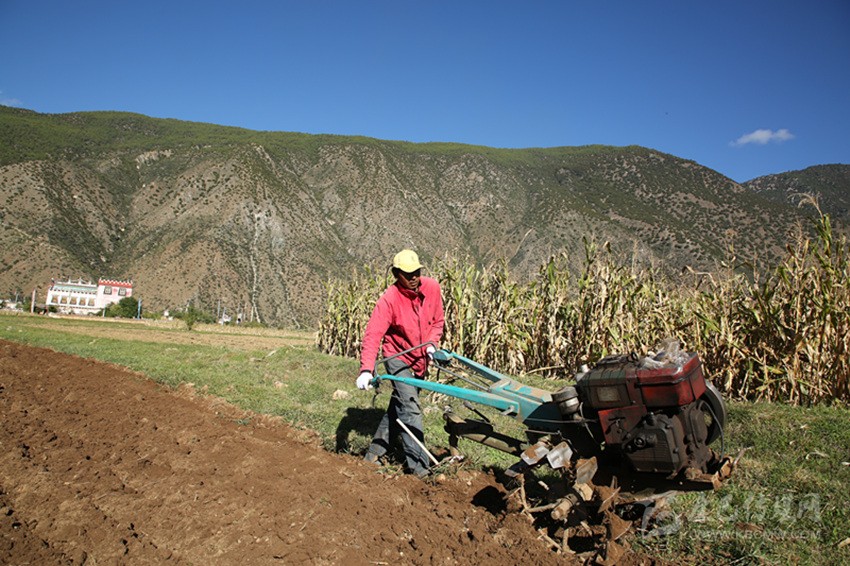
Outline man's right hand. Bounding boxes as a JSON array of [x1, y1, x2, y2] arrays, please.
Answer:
[[356, 371, 373, 390]]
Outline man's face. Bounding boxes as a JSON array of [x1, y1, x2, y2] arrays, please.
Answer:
[[396, 269, 421, 292]]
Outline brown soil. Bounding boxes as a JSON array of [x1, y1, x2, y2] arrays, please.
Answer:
[[0, 339, 577, 565]]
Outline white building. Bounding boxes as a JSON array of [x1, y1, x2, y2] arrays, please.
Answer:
[[46, 278, 134, 315]]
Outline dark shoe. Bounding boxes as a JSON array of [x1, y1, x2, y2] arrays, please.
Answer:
[[412, 467, 431, 480], [364, 451, 382, 465]]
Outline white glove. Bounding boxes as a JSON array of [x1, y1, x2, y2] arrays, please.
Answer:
[[356, 371, 373, 390], [426, 345, 436, 360]]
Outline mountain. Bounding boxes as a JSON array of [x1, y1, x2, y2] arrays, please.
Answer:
[[744, 164, 850, 229], [1, 106, 847, 327]]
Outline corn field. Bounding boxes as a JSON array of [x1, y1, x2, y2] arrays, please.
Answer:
[[317, 208, 849, 405]]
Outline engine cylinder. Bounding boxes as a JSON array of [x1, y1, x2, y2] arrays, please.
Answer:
[[552, 385, 580, 416]]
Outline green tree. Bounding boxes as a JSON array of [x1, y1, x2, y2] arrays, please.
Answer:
[[105, 296, 139, 318], [173, 305, 214, 330]]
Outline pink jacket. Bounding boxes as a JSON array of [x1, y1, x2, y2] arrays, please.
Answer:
[[359, 276, 445, 377]]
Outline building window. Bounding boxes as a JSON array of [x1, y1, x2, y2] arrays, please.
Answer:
[[88, 298, 95, 306], [104, 286, 112, 295], [118, 288, 126, 296], [70, 297, 78, 305]]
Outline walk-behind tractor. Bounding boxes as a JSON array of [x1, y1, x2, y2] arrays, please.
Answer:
[[371, 340, 737, 560]]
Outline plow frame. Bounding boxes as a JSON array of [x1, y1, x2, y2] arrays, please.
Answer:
[[371, 345, 564, 432]]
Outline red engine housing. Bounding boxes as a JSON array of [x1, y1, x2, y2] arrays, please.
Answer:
[[575, 353, 713, 475]]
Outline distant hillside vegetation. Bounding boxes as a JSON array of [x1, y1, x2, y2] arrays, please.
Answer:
[[744, 164, 850, 229], [1, 106, 847, 327]]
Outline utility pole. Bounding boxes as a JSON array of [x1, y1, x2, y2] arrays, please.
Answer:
[[30, 288, 36, 313]]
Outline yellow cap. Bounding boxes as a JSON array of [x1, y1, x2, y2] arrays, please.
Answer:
[[392, 249, 423, 272]]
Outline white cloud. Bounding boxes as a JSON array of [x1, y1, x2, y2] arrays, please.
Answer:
[[0, 90, 22, 107], [731, 128, 795, 147]]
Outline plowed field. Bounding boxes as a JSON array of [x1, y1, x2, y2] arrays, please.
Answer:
[[0, 339, 574, 565]]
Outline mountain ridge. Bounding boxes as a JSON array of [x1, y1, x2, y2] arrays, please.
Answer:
[[2, 106, 847, 326]]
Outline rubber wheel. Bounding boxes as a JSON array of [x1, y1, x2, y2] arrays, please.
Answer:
[[699, 381, 727, 446]]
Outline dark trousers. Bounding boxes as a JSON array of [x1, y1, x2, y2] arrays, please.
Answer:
[[367, 357, 429, 475]]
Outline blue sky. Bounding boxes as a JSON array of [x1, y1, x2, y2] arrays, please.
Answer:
[[1, 1, 848, 182]]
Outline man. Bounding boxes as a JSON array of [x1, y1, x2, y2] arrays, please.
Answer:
[[356, 249, 445, 478]]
